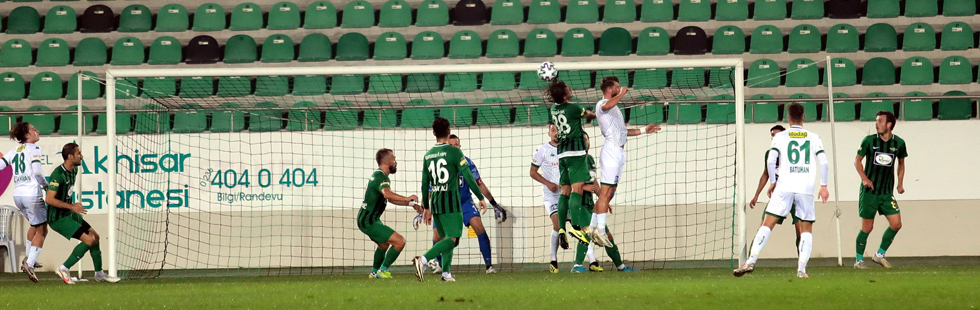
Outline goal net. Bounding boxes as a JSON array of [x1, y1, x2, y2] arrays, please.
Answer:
[[101, 60, 746, 278]]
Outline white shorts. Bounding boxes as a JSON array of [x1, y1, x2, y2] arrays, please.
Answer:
[[764, 190, 815, 222], [543, 192, 559, 216], [14, 196, 47, 226], [600, 145, 626, 186]]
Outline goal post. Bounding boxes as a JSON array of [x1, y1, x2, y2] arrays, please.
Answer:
[[104, 59, 747, 278]]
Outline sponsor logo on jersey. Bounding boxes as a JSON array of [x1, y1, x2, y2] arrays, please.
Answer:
[[788, 132, 808, 139], [16, 145, 26, 152], [873, 152, 895, 167]]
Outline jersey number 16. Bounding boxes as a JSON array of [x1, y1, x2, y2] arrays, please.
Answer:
[[427, 158, 450, 184]]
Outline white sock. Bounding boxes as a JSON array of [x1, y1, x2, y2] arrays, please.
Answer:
[[419, 256, 428, 265], [617, 264, 626, 270], [590, 213, 598, 227], [586, 243, 596, 263], [746, 226, 772, 265], [26, 246, 41, 266], [798, 232, 813, 272], [26, 240, 32, 251], [59, 265, 68, 271], [573, 264, 582, 267], [596, 214, 607, 234], [875, 252, 884, 258], [96, 270, 106, 277], [550, 230, 559, 261], [442, 272, 451, 279]]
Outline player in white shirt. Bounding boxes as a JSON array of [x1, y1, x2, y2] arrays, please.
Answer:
[[734, 103, 830, 279], [530, 125, 567, 272], [0, 122, 49, 282], [589, 76, 660, 247]]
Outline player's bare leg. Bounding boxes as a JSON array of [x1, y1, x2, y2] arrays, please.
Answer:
[[734, 215, 780, 277], [873, 214, 902, 268]]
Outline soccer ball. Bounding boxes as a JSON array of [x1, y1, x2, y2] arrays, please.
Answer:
[[537, 62, 558, 82]]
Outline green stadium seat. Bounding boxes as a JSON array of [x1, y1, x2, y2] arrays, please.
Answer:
[[134, 104, 169, 134], [405, 74, 440, 93], [604, 0, 638, 22], [785, 58, 818, 87], [715, 0, 748, 21], [171, 104, 207, 133], [442, 99, 473, 127], [340, 0, 374, 28], [292, 75, 326, 95], [596, 69, 629, 89], [73, 38, 107, 66], [634, 68, 668, 89], [491, 0, 524, 24], [36, 38, 69, 67], [58, 105, 94, 135], [0, 73, 24, 101], [193, 3, 226, 31], [518, 71, 549, 90], [672, 67, 704, 89], [709, 67, 734, 88], [747, 59, 779, 87], [230, 3, 264, 31], [861, 57, 896, 85], [562, 70, 592, 90], [567, 0, 599, 23], [486, 29, 519, 58], [211, 103, 246, 132], [304, 1, 337, 29], [260, 35, 294, 63], [860, 92, 895, 121], [27, 72, 62, 100], [787, 24, 820, 53], [627, 104, 663, 124], [448, 30, 482, 59], [0, 39, 31, 67], [417, 0, 450, 26], [867, 0, 900, 17], [900, 57, 934, 85], [118, 4, 151, 32], [298, 33, 332, 62], [7, 7, 40, 34], [825, 93, 856, 122], [248, 102, 283, 132], [826, 24, 859, 53], [373, 32, 407, 60], [329, 75, 365, 94], [156, 4, 189, 32], [95, 105, 131, 135], [943, 0, 975, 15], [115, 78, 140, 99], [561, 28, 595, 57], [524, 28, 557, 57], [411, 31, 445, 59], [178, 76, 214, 98], [401, 102, 436, 128], [363, 101, 398, 129], [706, 95, 736, 124], [323, 108, 359, 130], [268, 1, 301, 30], [941, 22, 974, 51], [147, 36, 182, 65], [749, 25, 783, 54], [23, 106, 54, 135], [336, 33, 369, 61], [637, 27, 670, 55], [753, 0, 786, 20], [368, 74, 403, 94], [825, 57, 856, 86], [791, 0, 824, 19], [379, 0, 411, 27], [43, 6, 76, 34], [255, 76, 289, 96], [445, 73, 477, 92], [666, 95, 702, 125], [141, 77, 177, 98], [786, 94, 819, 121], [217, 76, 252, 97], [906, 0, 938, 16], [678, 0, 710, 21], [750, 94, 779, 123], [865, 23, 898, 52], [514, 105, 550, 125], [599, 27, 632, 56], [528, 0, 561, 23], [939, 56, 973, 84], [476, 100, 512, 126], [640, 0, 674, 22], [66, 71, 100, 99], [0, 106, 12, 135], [903, 23, 936, 51], [110, 37, 144, 65], [712, 26, 745, 54], [902, 91, 933, 120], [482, 72, 516, 91], [938, 91, 972, 120]]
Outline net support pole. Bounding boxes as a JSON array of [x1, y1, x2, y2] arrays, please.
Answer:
[[825, 57, 844, 267], [106, 73, 118, 278], [734, 60, 748, 266], [77, 71, 84, 277]]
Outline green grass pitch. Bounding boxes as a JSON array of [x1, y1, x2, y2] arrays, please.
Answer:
[[0, 265, 977, 309]]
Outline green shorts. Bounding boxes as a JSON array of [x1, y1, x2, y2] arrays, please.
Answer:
[[764, 204, 801, 224], [49, 213, 90, 240], [433, 212, 463, 239], [359, 221, 395, 244], [559, 155, 591, 186], [859, 192, 900, 219]]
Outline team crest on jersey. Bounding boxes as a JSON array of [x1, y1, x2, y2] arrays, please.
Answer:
[[873, 152, 895, 167], [788, 132, 808, 139], [460, 158, 468, 166], [16, 145, 25, 152]]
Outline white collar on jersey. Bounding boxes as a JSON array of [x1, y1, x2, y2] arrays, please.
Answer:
[[790, 125, 804, 129]]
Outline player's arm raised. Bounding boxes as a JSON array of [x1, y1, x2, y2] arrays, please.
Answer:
[[600, 87, 629, 111], [46, 182, 85, 215]]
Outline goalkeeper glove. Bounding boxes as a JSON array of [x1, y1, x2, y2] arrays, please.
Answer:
[[413, 214, 423, 230], [491, 199, 508, 223]]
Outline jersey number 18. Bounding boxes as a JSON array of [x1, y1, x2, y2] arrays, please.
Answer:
[[10, 153, 26, 174]]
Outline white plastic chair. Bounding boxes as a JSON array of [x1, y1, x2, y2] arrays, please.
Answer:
[[0, 205, 18, 273]]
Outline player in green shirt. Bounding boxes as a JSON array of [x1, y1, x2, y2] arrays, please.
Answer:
[[413, 117, 486, 282], [47, 143, 119, 284], [854, 111, 908, 269], [357, 148, 420, 279], [548, 81, 600, 257]]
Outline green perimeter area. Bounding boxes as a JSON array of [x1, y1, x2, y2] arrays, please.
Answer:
[[0, 265, 977, 309]]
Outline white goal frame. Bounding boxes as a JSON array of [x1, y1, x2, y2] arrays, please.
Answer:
[[104, 59, 748, 277]]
